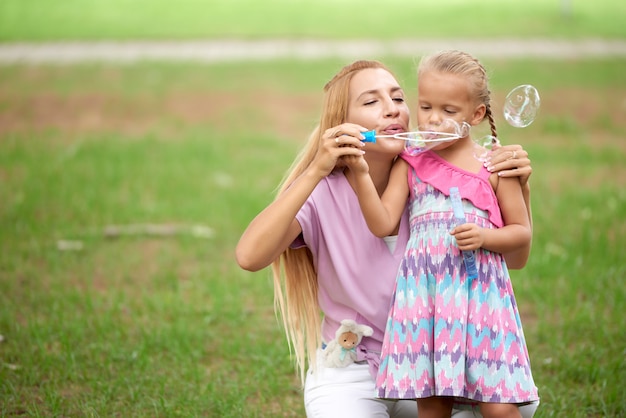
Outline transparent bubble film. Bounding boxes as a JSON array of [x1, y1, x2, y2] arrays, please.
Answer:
[[503, 84, 541, 128], [472, 135, 501, 162], [402, 120, 470, 156]]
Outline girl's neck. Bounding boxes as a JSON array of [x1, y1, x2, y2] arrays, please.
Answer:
[[432, 136, 482, 173]]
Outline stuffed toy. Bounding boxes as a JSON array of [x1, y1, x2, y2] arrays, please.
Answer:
[[322, 319, 374, 368]]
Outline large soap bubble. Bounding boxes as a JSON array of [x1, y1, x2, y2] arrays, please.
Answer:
[[503, 84, 541, 128], [473, 84, 541, 161]]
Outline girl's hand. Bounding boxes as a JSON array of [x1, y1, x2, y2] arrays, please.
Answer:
[[342, 153, 369, 175], [450, 223, 483, 251], [313, 123, 366, 177], [484, 144, 532, 186]]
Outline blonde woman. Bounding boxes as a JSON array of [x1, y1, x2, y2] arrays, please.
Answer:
[[236, 60, 536, 418]]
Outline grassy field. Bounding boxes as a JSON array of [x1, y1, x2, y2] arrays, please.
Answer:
[[0, 57, 625, 417], [1, 0, 625, 41], [0, 1, 625, 416]]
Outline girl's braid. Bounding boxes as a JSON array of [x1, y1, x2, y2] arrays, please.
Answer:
[[485, 102, 498, 139], [470, 55, 498, 140]]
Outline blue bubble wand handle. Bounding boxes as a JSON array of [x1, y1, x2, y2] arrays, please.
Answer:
[[361, 131, 378, 143], [449, 187, 478, 281]]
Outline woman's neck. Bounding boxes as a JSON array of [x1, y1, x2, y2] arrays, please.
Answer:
[[345, 155, 395, 197]]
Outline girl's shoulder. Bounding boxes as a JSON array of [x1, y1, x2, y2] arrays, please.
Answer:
[[403, 151, 503, 227]]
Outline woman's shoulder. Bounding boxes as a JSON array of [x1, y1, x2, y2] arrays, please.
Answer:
[[311, 169, 349, 197]]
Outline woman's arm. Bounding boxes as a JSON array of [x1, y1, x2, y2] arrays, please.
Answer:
[[236, 168, 319, 272], [236, 124, 367, 271]]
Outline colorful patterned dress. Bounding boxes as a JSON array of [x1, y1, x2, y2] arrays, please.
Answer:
[[375, 151, 538, 405]]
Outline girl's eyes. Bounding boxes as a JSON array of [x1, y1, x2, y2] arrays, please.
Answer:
[[420, 105, 457, 114]]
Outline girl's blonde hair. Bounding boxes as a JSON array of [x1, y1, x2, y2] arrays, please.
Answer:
[[418, 50, 497, 138], [271, 60, 392, 384]]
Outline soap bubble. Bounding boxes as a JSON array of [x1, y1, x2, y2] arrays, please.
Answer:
[[473, 135, 501, 162], [503, 85, 540, 128], [401, 119, 470, 156], [472, 85, 540, 161]]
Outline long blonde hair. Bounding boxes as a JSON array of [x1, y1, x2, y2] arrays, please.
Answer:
[[418, 50, 498, 138], [271, 60, 392, 384]]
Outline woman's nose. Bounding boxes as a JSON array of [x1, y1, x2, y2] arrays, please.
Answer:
[[384, 98, 400, 116]]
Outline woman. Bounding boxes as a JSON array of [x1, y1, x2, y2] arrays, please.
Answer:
[[236, 60, 536, 418]]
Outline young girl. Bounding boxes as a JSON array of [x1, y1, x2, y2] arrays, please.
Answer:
[[346, 50, 539, 418]]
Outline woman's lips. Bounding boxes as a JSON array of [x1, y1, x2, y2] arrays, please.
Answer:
[[381, 124, 405, 135]]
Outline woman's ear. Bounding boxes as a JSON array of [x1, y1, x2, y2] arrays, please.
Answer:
[[470, 104, 487, 126]]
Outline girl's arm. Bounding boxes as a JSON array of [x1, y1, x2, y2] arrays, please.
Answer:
[[485, 144, 533, 268], [451, 176, 532, 268], [351, 159, 410, 237], [501, 183, 532, 268]]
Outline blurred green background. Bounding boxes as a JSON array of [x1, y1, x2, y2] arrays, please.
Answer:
[[0, 1, 625, 417], [1, 0, 625, 41]]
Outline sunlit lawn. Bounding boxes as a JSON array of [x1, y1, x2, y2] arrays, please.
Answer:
[[0, 57, 624, 416]]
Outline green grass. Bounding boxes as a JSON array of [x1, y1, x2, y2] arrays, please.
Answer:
[[0, 128, 301, 416], [1, 58, 625, 416], [1, 0, 625, 41], [2, 2, 624, 415]]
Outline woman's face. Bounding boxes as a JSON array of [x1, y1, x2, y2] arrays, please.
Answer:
[[346, 68, 410, 155]]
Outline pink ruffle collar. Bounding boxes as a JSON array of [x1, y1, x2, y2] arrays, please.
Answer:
[[400, 151, 503, 228]]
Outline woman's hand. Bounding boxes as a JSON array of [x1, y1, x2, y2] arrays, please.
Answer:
[[484, 144, 532, 186], [314, 123, 367, 176]]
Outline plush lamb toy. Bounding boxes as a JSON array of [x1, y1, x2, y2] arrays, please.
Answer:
[[322, 319, 374, 368]]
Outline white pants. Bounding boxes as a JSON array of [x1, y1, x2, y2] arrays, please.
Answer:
[[304, 358, 539, 418]]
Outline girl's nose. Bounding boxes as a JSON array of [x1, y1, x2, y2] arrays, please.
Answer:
[[428, 112, 443, 125]]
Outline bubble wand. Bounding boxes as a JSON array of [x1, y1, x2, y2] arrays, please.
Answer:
[[360, 129, 462, 144], [361, 120, 471, 157]]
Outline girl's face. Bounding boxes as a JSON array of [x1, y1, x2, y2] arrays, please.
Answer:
[[416, 70, 485, 135], [346, 68, 410, 155]]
